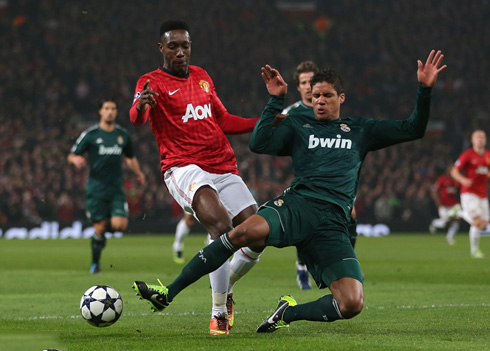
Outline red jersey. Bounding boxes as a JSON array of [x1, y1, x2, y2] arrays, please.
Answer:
[[130, 65, 258, 175], [434, 174, 459, 206], [454, 148, 490, 198]]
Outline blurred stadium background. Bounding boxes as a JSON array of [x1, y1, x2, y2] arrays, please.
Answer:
[[1, 0, 488, 236]]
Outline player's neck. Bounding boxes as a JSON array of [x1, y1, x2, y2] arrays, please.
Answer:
[[99, 122, 115, 132], [473, 146, 484, 155], [302, 98, 313, 107]]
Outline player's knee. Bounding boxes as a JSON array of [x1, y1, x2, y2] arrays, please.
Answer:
[[339, 295, 363, 319], [195, 209, 232, 238], [112, 223, 127, 232], [111, 218, 128, 232]]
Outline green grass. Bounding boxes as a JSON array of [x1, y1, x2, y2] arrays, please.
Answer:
[[1, 233, 489, 351]]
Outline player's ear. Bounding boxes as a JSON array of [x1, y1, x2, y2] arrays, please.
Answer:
[[339, 93, 346, 104], [157, 42, 164, 54]]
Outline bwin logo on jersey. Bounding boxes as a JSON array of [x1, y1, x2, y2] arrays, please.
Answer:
[[99, 145, 123, 155], [308, 134, 352, 149], [182, 103, 212, 123]]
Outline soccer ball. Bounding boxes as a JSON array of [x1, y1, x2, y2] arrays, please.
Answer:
[[80, 285, 123, 327]]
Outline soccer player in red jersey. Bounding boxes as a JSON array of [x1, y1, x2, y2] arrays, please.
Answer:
[[129, 20, 261, 335], [451, 129, 490, 258], [429, 166, 462, 245]]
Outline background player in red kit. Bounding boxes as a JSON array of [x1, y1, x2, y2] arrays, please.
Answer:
[[451, 129, 490, 258], [129, 20, 261, 335], [429, 166, 462, 245]]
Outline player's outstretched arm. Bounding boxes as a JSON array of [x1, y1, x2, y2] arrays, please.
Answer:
[[261, 65, 287, 96], [417, 50, 447, 87]]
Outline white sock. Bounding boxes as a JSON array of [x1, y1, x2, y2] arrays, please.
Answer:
[[296, 261, 308, 271], [172, 218, 191, 252], [228, 247, 263, 294], [211, 291, 227, 317], [208, 238, 231, 316], [446, 222, 459, 241], [469, 225, 480, 254]]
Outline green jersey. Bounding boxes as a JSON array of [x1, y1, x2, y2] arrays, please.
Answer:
[[282, 100, 315, 120], [250, 85, 432, 218], [71, 124, 134, 198]]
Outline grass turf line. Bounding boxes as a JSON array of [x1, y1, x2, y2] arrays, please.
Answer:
[[0, 233, 489, 351]]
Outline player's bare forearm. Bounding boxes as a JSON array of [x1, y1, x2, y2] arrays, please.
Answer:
[[126, 157, 146, 185]]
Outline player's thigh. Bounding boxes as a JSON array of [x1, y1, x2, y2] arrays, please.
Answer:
[[258, 190, 320, 248], [461, 193, 488, 223], [85, 194, 110, 223], [305, 208, 363, 288], [213, 173, 257, 220], [164, 164, 219, 215], [110, 193, 129, 219]]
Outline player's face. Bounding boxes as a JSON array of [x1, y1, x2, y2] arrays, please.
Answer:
[[159, 30, 191, 75], [297, 72, 315, 106], [471, 130, 487, 150], [311, 81, 345, 121], [99, 101, 117, 124]]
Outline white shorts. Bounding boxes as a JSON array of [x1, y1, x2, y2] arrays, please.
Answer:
[[460, 193, 489, 224], [438, 204, 461, 223], [164, 164, 257, 219]]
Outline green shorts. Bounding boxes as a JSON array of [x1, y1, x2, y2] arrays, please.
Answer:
[[85, 192, 128, 223], [258, 189, 363, 288]]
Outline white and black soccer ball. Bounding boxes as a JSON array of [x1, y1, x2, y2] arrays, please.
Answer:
[[80, 285, 123, 327]]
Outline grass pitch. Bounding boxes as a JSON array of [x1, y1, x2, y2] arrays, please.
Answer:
[[1, 233, 489, 351]]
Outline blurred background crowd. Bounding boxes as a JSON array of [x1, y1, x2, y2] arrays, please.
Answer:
[[1, 0, 489, 232]]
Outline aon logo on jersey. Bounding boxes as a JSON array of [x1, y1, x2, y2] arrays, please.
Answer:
[[308, 134, 352, 149], [182, 103, 212, 123], [475, 165, 489, 175]]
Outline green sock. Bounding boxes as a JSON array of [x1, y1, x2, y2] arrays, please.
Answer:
[[284, 294, 344, 323], [167, 233, 237, 301], [91, 234, 106, 265]]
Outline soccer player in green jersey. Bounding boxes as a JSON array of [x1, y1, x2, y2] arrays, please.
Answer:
[[68, 98, 145, 274], [283, 61, 359, 290], [132, 50, 446, 332]]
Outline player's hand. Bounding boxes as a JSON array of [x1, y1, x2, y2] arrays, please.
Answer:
[[137, 171, 146, 185], [459, 177, 472, 188], [417, 50, 447, 87], [136, 80, 159, 111], [261, 65, 287, 96], [71, 155, 87, 169]]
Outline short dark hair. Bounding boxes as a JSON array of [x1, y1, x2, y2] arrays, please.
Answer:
[[159, 20, 190, 38], [310, 68, 344, 95], [293, 61, 319, 86], [98, 98, 117, 110]]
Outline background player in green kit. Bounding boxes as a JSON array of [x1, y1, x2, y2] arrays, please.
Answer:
[[68, 98, 145, 274], [132, 50, 446, 332]]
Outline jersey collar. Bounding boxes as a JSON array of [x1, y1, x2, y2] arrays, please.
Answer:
[[159, 66, 189, 79]]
